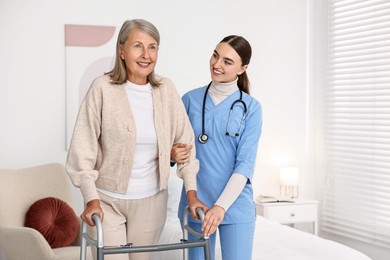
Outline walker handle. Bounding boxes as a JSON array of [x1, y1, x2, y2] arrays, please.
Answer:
[[195, 207, 206, 222], [183, 207, 208, 239]]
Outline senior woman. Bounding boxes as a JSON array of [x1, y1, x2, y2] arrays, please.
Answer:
[[66, 19, 205, 260]]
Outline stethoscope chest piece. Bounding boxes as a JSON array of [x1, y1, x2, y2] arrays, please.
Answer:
[[198, 133, 209, 144]]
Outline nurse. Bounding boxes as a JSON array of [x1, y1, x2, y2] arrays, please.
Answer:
[[174, 35, 262, 260]]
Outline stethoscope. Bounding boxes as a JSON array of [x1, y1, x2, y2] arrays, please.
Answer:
[[198, 82, 247, 144]]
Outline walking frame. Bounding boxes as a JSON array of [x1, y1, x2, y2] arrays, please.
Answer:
[[80, 207, 211, 260]]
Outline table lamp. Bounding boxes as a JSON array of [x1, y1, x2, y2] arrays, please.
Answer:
[[279, 166, 299, 198]]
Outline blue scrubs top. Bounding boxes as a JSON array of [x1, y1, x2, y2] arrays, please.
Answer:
[[178, 85, 262, 224]]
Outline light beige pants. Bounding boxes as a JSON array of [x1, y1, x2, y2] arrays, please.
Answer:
[[90, 190, 168, 260]]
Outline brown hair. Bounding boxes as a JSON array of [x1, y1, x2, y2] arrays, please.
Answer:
[[220, 35, 252, 94], [106, 19, 161, 86]]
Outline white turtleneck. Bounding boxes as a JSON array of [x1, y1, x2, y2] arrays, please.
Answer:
[[209, 79, 239, 106], [208, 79, 248, 212]]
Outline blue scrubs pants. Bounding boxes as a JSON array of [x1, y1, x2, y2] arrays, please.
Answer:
[[187, 221, 255, 260]]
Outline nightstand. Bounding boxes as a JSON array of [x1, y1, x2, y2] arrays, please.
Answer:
[[256, 198, 318, 235]]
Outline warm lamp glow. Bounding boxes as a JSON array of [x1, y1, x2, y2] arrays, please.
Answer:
[[279, 167, 299, 186], [279, 167, 299, 198]]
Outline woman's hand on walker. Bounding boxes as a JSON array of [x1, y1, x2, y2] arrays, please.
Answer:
[[81, 199, 104, 227], [187, 190, 209, 221]]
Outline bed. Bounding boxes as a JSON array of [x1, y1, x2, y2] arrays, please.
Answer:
[[151, 174, 372, 260]]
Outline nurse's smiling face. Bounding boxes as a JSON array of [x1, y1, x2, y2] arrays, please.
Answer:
[[209, 42, 247, 83]]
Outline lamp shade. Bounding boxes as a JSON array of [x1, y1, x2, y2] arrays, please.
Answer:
[[279, 167, 299, 186]]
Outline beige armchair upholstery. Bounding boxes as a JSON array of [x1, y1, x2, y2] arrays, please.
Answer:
[[0, 163, 92, 260]]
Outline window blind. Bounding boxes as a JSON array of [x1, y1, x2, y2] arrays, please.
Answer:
[[322, 0, 390, 248]]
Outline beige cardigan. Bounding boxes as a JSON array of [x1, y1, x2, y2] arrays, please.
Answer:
[[66, 74, 198, 203]]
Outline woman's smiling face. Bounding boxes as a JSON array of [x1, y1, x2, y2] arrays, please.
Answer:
[[120, 28, 159, 85], [209, 42, 247, 83]]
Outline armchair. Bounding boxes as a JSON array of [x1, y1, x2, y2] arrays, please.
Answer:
[[0, 163, 92, 260]]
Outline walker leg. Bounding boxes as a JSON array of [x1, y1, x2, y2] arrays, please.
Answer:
[[97, 248, 104, 260], [80, 222, 87, 260], [204, 240, 211, 260]]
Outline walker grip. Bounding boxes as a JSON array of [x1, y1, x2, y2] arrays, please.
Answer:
[[195, 207, 206, 221]]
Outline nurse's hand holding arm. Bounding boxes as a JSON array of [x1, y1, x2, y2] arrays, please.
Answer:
[[171, 143, 192, 164]]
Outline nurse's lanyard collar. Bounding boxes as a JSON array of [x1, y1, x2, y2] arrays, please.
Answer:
[[198, 82, 247, 144]]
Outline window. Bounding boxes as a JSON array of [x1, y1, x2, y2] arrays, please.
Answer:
[[322, 0, 390, 248]]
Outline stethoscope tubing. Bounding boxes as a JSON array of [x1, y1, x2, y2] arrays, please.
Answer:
[[198, 82, 247, 144]]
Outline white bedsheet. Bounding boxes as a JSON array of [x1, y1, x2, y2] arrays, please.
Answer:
[[152, 215, 371, 260], [152, 175, 372, 260]]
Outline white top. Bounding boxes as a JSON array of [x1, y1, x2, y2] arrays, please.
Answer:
[[99, 81, 159, 199]]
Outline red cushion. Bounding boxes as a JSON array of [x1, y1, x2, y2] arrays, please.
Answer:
[[25, 197, 80, 248]]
